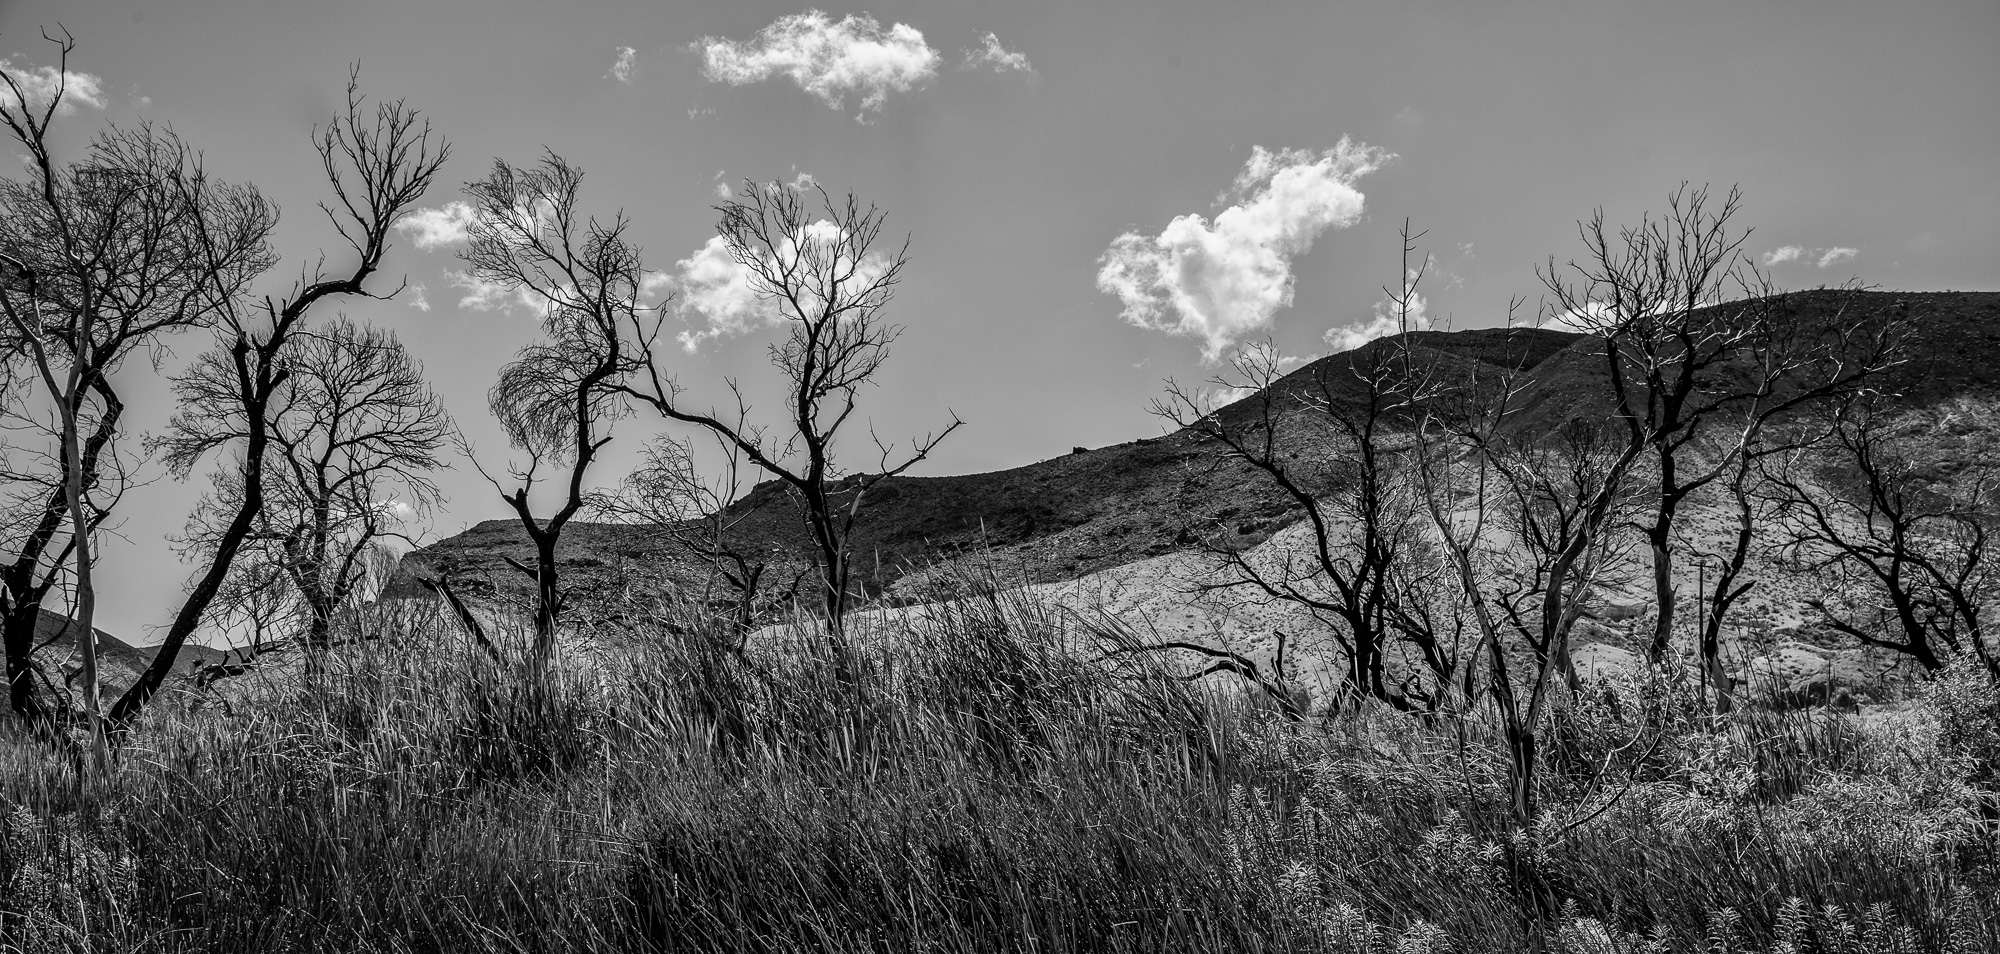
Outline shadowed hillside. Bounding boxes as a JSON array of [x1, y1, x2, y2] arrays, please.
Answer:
[[397, 291, 2000, 614]]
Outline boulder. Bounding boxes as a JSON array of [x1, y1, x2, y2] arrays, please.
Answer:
[[1591, 600, 1648, 622], [1573, 643, 1644, 680], [1741, 641, 1883, 710]]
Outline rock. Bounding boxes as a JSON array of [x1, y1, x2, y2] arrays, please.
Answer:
[[1742, 640, 1882, 710], [1592, 600, 1648, 622], [1573, 643, 1644, 679]]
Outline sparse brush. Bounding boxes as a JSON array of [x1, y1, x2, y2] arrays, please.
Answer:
[[0, 584, 1995, 953]]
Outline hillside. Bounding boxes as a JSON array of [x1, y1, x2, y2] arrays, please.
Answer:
[[27, 608, 228, 696], [396, 290, 2000, 617]]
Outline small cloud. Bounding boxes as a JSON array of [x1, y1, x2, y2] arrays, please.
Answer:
[[608, 46, 637, 84], [688, 106, 717, 120], [447, 270, 548, 314], [1762, 244, 1859, 269], [1095, 138, 1393, 362], [1325, 280, 1430, 353], [697, 10, 940, 118], [962, 33, 1033, 73], [668, 235, 781, 351], [714, 181, 733, 199], [787, 171, 816, 192], [0, 59, 108, 115], [393, 202, 478, 251], [407, 282, 432, 312], [1762, 245, 1805, 266]]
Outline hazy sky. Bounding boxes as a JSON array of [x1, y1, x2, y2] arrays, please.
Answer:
[[4, 0, 1997, 643]]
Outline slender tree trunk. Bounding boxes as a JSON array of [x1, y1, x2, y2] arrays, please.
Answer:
[[58, 397, 110, 774], [1646, 527, 1676, 662], [534, 535, 560, 661]]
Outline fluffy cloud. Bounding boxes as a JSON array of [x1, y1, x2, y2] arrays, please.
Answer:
[[1762, 245, 1805, 266], [1325, 283, 1430, 353], [393, 202, 477, 251], [962, 33, 1032, 72], [407, 282, 431, 313], [447, 270, 549, 314], [1096, 138, 1392, 361], [0, 60, 107, 115], [608, 46, 637, 84], [667, 235, 777, 350], [1762, 244, 1860, 269], [699, 11, 939, 117], [667, 220, 892, 352]]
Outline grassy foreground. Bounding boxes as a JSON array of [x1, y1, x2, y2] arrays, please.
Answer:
[[1, 585, 1996, 953]]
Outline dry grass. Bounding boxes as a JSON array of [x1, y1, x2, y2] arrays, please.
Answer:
[[0, 580, 1995, 953]]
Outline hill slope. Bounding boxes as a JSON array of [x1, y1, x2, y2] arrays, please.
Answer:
[[397, 290, 2000, 615]]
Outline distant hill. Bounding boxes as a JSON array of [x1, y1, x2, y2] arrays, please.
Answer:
[[395, 290, 2000, 617], [28, 609, 228, 696]]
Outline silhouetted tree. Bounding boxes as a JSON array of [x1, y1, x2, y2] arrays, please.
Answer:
[[162, 317, 450, 665], [111, 72, 447, 730], [621, 181, 961, 669], [0, 32, 276, 758], [1542, 185, 1899, 673], [457, 153, 645, 661]]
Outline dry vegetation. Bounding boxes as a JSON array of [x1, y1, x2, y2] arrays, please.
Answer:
[[2, 576, 1996, 953]]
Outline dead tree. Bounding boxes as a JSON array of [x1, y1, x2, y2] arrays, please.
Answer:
[[1403, 297, 1643, 827], [1542, 185, 1900, 666], [621, 181, 961, 666], [1766, 393, 2000, 676], [457, 153, 646, 661], [109, 73, 447, 730], [161, 317, 450, 663], [590, 428, 787, 651], [0, 33, 276, 750]]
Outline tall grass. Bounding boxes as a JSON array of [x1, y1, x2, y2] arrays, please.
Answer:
[[0, 579, 1995, 953]]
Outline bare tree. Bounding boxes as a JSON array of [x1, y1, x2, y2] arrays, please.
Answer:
[[0, 33, 276, 758], [160, 317, 450, 664], [1767, 393, 2000, 676], [109, 73, 447, 730], [1541, 185, 1900, 668], [456, 153, 646, 660], [1403, 292, 1644, 826], [621, 181, 962, 667], [590, 428, 789, 649], [1152, 335, 1451, 711]]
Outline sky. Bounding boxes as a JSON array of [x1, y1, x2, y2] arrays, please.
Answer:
[[3, 0, 1997, 644]]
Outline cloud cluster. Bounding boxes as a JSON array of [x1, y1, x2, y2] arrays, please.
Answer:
[[0, 59, 107, 115], [608, 47, 637, 84], [1762, 244, 1860, 269], [393, 201, 478, 251], [962, 33, 1032, 72], [1096, 138, 1392, 361], [666, 217, 892, 352], [698, 11, 941, 116]]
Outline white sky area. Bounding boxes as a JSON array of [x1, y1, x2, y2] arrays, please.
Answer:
[[1, 0, 1996, 642]]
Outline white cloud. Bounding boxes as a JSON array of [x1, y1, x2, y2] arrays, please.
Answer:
[[393, 202, 477, 251], [962, 33, 1033, 72], [1762, 244, 1860, 269], [698, 11, 940, 117], [1325, 283, 1430, 353], [447, 270, 548, 314], [407, 282, 431, 312], [714, 181, 733, 199], [1095, 138, 1392, 362], [609, 46, 637, 84], [667, 220, 891, 351], [787, 171, 816, 192], [1762, 245, 1805, 266], [0, 59, 108, 115], [669, 236, 779, 351]]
